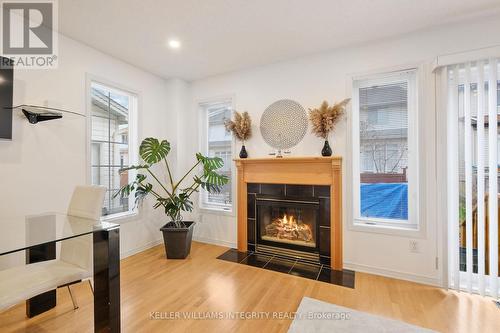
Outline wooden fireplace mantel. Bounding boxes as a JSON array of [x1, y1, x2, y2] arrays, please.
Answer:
[[234, 156, 343, 270]]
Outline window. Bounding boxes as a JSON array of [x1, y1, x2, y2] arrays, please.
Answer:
[[352, 69, 418, 229], [89, 81, 137, 218], [200, 99, 233, 211]]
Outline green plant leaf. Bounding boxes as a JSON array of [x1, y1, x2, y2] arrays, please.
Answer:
[[196, 153, 224, 171], [204, 170, 229, 186], [160, 194, 192, 221], [113, 173, 149, 208], [114, 173, 144, 199], [177, 193, 194, 212], [134, 183, 152, 206], [139, 138, 171, 164], [114, 183, 133, 199], [194, 172, 228, 194]]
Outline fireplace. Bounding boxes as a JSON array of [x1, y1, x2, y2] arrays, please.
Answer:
[[247, 183, 331, 264], [235, 157, 343, 270], [257, 195, 319, 252]]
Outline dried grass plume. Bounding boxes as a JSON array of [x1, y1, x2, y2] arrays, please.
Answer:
[[224, 111, 252, 142], [309, 99, 350, 139]]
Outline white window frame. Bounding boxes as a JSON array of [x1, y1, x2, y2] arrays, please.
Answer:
[[198, 97, 235, 214], [86, 75, 139, 221], [351, 69, 419, 231]]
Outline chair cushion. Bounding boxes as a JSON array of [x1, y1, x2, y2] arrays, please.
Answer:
[[0, 260, 89, 311]]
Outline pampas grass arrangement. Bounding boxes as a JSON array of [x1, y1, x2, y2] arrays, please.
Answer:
[[224, 111, 252, 158], [309, 99, 350, 156], [224, 111, 252, 141], [309, 99, 350, 139]]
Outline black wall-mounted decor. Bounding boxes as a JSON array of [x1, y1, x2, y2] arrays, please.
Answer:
[[0, 57, 14, 140], [10, 105, 85, 124], [21, 107, 62, 124]]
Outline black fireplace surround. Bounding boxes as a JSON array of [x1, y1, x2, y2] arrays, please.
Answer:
[[247, 183, 331, 265]]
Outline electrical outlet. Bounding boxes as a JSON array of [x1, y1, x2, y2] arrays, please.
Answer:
[[409, 240, 419, 253]]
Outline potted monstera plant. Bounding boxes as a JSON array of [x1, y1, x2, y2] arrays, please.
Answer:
[[115, 138, 228, 259]]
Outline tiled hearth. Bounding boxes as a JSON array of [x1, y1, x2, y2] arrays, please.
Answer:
[[217, 248, 355, 288]]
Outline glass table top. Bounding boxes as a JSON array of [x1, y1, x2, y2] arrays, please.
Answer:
[[0, 213, 119, 256]]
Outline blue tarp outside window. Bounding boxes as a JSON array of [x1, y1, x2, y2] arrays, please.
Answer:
[[360, 183, 408, 220]]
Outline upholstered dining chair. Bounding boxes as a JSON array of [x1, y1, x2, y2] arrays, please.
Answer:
[[61, 185, 106, 308], [0, 185, 106, 312]]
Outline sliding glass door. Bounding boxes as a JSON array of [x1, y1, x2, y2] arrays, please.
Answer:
[[446, 59, 500, 297]]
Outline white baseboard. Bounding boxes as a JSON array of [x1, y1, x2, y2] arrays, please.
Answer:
[[344, 261, 442, 287], [120, 239, 163, 259], [193, 236, 236, 249]]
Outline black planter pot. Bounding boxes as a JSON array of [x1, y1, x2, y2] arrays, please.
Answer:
[[321, 140, 332, 156], [160, 221, 195, 259], [239, 145, 248, 158]]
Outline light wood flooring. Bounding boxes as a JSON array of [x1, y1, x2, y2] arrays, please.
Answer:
[[1, 241, 499, 332]]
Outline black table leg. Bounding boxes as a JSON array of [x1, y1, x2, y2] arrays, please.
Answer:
[[93, 227, 121, 333], [25, 242, 56, 317]]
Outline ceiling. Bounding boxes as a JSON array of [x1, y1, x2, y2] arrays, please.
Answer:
[[58, 0, 500, 81]]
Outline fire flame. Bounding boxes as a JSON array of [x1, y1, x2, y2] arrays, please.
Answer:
[[280, 214, 307, 234], [265, 213, 313, 242], [282, 214, 291, 223]]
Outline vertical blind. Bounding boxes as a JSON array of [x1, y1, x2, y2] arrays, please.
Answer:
[[447, 58, 499, 297]]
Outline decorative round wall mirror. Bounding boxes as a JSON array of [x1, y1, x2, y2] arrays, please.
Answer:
[[260, 99, 308, 157]]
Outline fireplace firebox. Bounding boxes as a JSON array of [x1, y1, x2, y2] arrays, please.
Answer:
[[256, 196, 319, 254], [247, 183, 331, 264]]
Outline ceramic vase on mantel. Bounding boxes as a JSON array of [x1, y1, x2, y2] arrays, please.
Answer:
[[321, 140, 332, 157], [239, 143, 248, 158]]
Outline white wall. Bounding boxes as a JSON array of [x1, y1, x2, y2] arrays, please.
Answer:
[[2, 13, 500, 286], [186, 15, 500, 286], [0, 33, 176, 267]]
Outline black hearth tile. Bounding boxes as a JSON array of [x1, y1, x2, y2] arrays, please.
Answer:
[[248, 243, 255, 252], [285, 184, 313, 197], [247, 218, 256, 243], [319, 198, 331, 227], [314, 185, 330, 198], [289, 261, 322, 280], [217, 249, 251, 263], [319, 227, 331, 257], [263, 257, 296, 274], [247, 183, 261, 194], [240, 253, 272, 268], [247, 193, 256, 218], [319, 255, 331, 265], [317, 268, 355, 288], [261, 184, 285, 196]]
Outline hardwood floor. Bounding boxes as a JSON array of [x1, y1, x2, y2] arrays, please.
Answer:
[[1, 241, 499, 332]]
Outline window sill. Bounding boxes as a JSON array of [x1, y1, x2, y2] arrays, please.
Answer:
[[199, 206, 234, 217], [349, 219, 424, 238], [101, 210, 139, 224]]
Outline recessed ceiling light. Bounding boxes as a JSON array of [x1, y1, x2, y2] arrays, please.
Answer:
[[168, 39, 181, 49]]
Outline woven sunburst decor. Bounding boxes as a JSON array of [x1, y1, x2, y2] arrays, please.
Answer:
[[260, 99, 308, 154]]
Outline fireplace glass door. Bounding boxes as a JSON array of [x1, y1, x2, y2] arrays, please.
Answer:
[[256, 196, 319, 252]]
